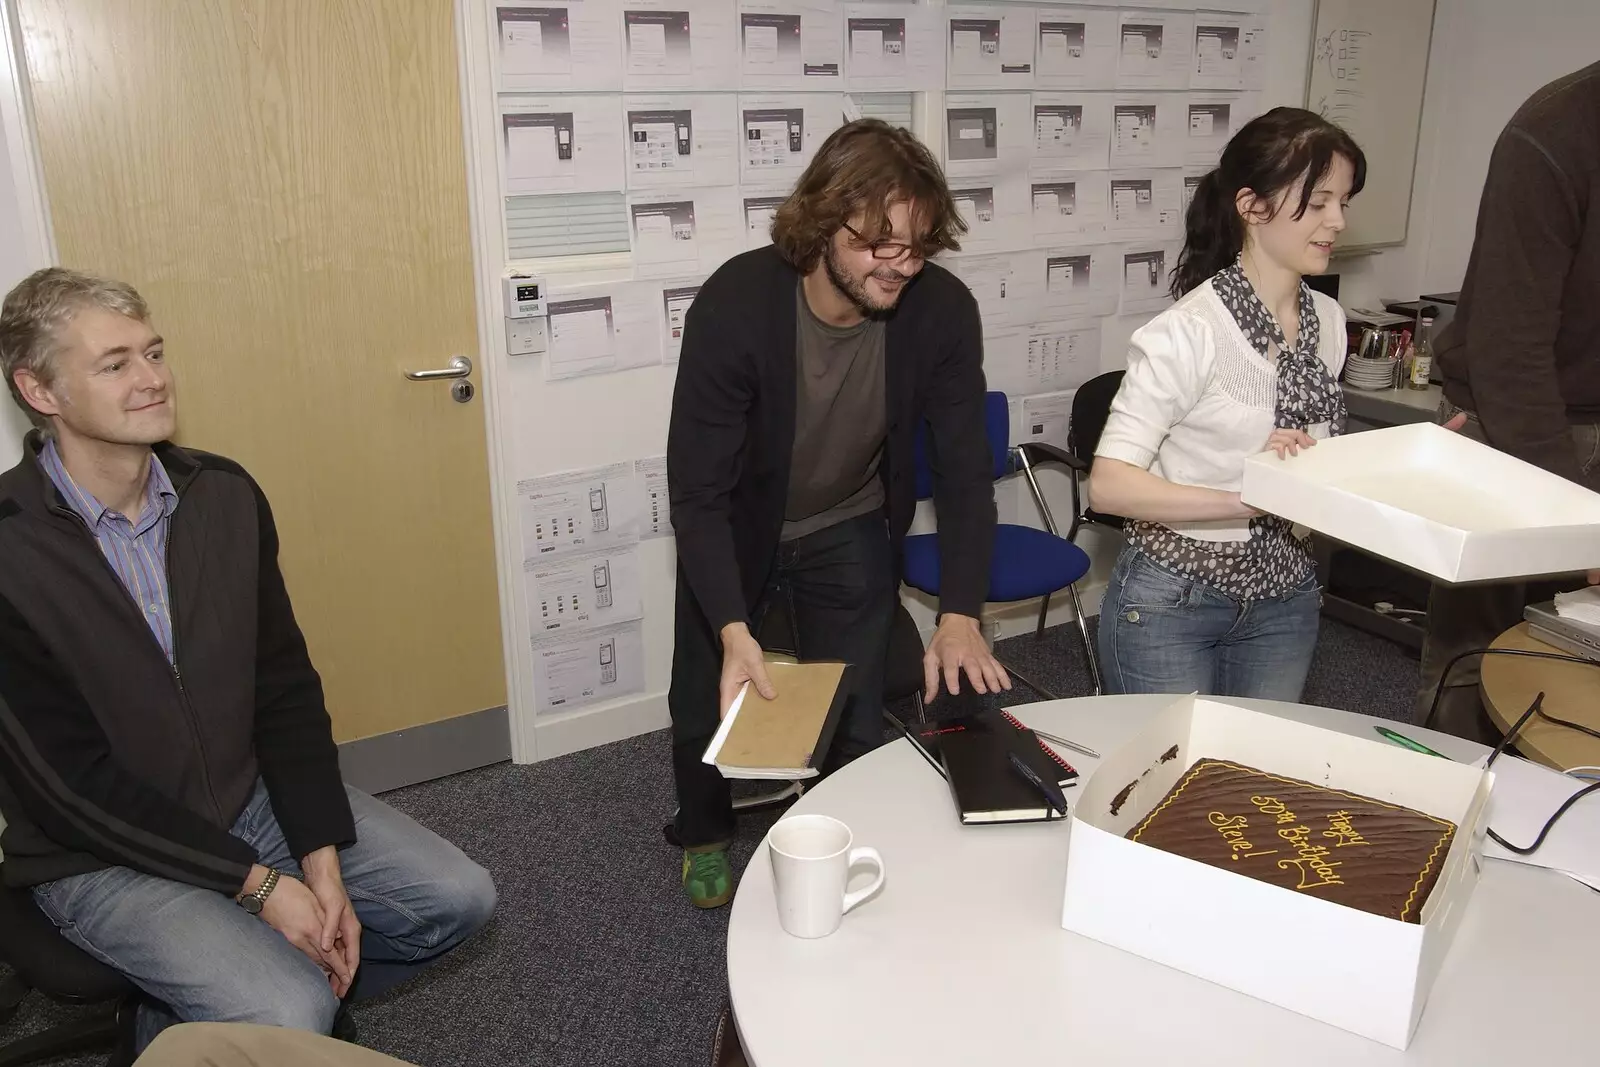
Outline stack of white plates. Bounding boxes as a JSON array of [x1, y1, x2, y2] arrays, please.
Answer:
[[1343, 353, 1397, 391]]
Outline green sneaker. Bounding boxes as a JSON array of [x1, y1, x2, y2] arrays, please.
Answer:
[[682, 844, 732, 909]]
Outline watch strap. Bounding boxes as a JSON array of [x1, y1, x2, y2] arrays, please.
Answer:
[[240, 867, 281, 913], [256, 866, 281, 906]]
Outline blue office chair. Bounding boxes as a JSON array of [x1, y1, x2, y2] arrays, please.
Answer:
[[902, 391, 1102, 698]]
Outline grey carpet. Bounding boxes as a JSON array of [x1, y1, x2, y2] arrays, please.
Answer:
[[1, 616, 1419, 1067]]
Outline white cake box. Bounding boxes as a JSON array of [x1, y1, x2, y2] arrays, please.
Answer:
[[1240, 421, 1600, 583], [1060, 696, 1492, 1050]]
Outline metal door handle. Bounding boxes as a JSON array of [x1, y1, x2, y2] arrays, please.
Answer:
[[404, 355, 472, 381]]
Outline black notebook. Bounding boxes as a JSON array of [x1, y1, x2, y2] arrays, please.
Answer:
[[912, 713, 1077, 825]]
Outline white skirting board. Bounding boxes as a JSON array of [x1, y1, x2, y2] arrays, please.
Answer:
[[523, 691, 670, 763]]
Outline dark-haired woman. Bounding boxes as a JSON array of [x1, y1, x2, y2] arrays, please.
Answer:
[[1088, 107, 1365, 700]]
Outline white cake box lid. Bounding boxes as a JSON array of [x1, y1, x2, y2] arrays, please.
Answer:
[[1240, 422, 1600, 583], [1060, 696, 1492, 1050]]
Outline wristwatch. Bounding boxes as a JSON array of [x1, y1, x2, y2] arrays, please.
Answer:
[[237, 867, 281, 915]]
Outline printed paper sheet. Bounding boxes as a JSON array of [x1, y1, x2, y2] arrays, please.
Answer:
[[532, 620, 646, 714]]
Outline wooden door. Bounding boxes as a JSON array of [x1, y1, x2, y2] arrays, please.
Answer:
[[16, 0, 506, 741]]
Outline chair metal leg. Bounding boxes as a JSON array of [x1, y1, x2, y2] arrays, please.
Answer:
[[1034, 593, 1051, 639], [730, 782, 804, 812], [912, 691, 927, 724], [1015, 447, 1062, 537], [1067, 583, 1103, 696], [999, 659, 1058, 702], [110, 997, 140, 1067], [1014, 443, 1100, 693]]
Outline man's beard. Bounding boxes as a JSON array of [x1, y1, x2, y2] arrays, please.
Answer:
[[823, 242, 912, 316]]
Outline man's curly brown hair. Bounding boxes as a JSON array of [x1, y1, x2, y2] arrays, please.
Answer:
[[771, 120, 966, 272]]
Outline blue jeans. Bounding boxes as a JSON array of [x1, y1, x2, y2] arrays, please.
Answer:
[[31, 779, 496, 1044], [1098, 546, 1321, 701]]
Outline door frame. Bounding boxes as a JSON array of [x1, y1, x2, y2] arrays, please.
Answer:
[[450, 0, 539, 763], [0, 0, 53, 272]]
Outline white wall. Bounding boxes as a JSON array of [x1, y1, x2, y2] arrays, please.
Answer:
[[965, 0, 1600, 646], [1331, 0, 1600, 310], [465, 0, 1387, 756], [1418, 1, 1600, 285], [934, 0, 1320, 642]]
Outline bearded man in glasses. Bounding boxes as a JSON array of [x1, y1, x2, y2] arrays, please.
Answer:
[[666, 119, 1008, 908]]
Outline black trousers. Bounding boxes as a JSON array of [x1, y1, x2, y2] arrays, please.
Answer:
[[669, 511, 895, 848]]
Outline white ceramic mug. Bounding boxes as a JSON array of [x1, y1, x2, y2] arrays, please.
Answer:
[[768, 813, 886, 939]]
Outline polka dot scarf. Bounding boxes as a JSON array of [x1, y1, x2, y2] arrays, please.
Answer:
[[1124, 260, 1346, 602], [1212, 257, 1348, 436]]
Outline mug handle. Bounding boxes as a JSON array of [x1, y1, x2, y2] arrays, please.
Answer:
[[841, 846, 886, 915]]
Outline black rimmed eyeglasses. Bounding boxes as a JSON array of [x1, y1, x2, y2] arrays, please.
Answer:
[[840, 223, 923, 261]]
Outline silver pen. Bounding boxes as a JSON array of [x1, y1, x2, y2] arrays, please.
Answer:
[[1033, 729, 1100, 760]]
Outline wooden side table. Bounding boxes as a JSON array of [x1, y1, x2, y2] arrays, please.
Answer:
[[1480, 623, 1600, 772]]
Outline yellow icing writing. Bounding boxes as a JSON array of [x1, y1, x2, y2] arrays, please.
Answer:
[[1206, 811, 1274, 861], [1276, 824, 1345, 891], [1249, 794, 1300, 826], [1324, 812, 1376, 844], [1323, 810, 1369, 848]]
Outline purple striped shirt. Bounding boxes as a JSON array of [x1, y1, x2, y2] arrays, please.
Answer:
[[40, 440, 180, 662]]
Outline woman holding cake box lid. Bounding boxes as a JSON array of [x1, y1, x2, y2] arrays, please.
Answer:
[[1088, 108, 1364, 700]]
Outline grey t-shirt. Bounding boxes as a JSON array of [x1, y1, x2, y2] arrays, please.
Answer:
[[782, 282, 887, 541]]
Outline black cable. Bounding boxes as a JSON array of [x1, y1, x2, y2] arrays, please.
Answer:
[[1537, 707, 1600, 742], [1475, 690, 1600, 856], [1483, 692, 1543, 772], [1422, 645, 1600, 732], [1488, 781, 1600, 856]]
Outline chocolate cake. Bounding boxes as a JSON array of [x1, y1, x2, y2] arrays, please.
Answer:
[[1127, 759, 1456, 922]]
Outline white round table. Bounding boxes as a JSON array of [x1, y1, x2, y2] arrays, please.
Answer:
[[726, 695, 1599, 1065]]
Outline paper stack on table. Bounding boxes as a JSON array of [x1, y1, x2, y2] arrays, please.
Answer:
[[1473, 752, 1600, 892], [1553, 585, 1600, 626]]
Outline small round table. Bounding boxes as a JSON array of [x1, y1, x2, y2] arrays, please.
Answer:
[[726, 695, 1599, 1066], [1481, 622, 1600, 772]]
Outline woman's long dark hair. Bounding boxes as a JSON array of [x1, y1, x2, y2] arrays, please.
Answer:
[[1171, 107, 1366, 298]]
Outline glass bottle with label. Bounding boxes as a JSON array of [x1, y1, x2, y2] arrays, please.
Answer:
[[1407, 315, 1434, 390]]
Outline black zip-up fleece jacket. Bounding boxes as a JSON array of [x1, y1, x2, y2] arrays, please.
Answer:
[[668, 245, 997, 633], [0, 435, 354, 891]]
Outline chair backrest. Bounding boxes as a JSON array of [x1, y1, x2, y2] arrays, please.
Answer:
[[912, 391, 1010, 501], [1067, 371, 1125, 469], [883, 601, 925, 704]]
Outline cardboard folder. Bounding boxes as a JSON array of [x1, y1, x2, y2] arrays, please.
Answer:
[[700, 660, 853, 780]]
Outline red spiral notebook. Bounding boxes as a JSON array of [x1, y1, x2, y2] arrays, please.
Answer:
[[912, 712, 1079, 825]]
